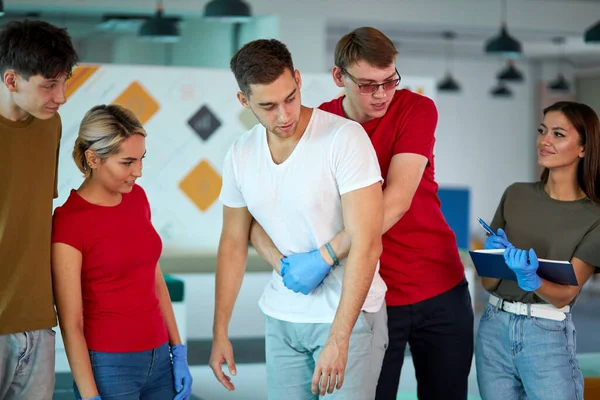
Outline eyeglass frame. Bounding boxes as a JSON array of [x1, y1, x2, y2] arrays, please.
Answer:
[[341, 67, 401, 95]]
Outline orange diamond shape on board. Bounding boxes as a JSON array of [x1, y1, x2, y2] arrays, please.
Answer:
[[179, 160, 223, 212], [66, 65, 100, 99], [112, 81, 159, 125]]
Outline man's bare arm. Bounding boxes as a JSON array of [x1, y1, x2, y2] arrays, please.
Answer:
[[249, 220, 283, 273], [213, 206, 254, 338], [328, 181, 383, 341]]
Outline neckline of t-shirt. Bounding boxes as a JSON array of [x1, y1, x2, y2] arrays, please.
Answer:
[[71, 188, 126, 209], [535, 181, 589, 205], [0, 112, 35, 129], [262, 108, 316, 169]]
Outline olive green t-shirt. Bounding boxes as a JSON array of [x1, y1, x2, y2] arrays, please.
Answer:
[[490, 181, 600, 304], [0, 112, 61, 334]]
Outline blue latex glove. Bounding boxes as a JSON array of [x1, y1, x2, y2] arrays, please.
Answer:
[[171, 344, 193, 400], [504, 247, 542, 292], [83, 397, 101, 400], [484, 228, 514, 250], [280, 249, 332, 295]]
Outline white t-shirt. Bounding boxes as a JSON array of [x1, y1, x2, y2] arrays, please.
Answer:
[[219, 108, 387, 323]]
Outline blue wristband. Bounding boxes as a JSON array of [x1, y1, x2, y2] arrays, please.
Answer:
[[324, 243, 340, 267]]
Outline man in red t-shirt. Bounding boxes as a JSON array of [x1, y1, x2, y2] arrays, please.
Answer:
[[249, 27, 474, 400]]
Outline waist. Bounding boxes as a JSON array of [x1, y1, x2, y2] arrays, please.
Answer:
[[489, 293, 570, 322], [84, 310, 167, 352], [260, 268, 386, 323]]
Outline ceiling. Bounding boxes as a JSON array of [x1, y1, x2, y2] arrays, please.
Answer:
[[4, 0, 600, 68]]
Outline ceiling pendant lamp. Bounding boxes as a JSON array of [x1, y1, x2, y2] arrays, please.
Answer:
[[547, 37, 570, 93], [437, 31, 462, 93], [138, 1, 181, 43], [490, 81, 512, 97], [204, 0, 252, 23], [484, 0, 522, 58], [497, 60, 524, 82], [584, 20, 600, 44]]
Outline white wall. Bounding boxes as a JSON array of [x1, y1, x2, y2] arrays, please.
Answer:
[[395, 55, 537, 239]]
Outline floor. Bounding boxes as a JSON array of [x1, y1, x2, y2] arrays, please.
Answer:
[[53, 278, 600, 399]]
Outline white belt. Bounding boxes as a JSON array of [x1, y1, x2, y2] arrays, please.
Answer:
[[488, 294, 570, 321]]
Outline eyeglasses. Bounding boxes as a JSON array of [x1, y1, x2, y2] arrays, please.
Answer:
[[342, 68, 401, 95]]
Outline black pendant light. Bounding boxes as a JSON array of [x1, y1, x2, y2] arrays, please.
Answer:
[[490, 80, 512, 97], [139, 1, 181, 43], [497, 60, 524, 82], [547, 37, 570, 93], [437, 32, 461, 93], [484, 0, 522, 58], [205, 0, 252, 23], [548, 74, 570, 92], [584, 20, 600, 44]]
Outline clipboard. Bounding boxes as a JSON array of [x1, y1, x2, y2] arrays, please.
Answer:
[[468, 249, 578, 286]]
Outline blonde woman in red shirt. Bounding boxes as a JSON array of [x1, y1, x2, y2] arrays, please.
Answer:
[[51, 104, 192, 400]]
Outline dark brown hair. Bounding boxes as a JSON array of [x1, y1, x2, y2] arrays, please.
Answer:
[[0, 20, 78, 81], [540, 101, 600, 204], [230, 39, 294, 96], [334, 27, 398, 70]]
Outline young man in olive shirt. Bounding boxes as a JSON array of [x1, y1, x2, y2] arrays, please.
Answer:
[[0, 20, 78, 399]]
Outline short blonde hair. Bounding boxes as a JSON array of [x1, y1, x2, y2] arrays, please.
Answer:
[[72, 104, 147, 177]]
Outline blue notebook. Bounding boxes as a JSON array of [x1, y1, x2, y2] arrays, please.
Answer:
[[468, 249, 578, 286]]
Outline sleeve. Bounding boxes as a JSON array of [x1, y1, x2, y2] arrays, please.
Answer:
[[392, 96, 438, 163], [51, 207, 83, 252], [330, 122, 383, 196], [573, 221, 600, 273], [218, 144, 247, 208], [490, 186, 509, 231], [53, 115, 62, 199]]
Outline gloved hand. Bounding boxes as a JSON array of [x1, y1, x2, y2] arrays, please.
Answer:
[[484, 228, 514, 250], [171, 344, 193, 400], [280, 249, 332, 295], [504, 247, 542, 292], [84, 397, 101, 400]]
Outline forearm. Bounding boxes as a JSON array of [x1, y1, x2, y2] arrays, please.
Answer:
[[329, 237, 382, 342], [249, 219, 283, 272], [213, 239, 248, 338], [482, 277, 501, 292], [155, 268, 182, 346], [322, 198, 406, 263], [62, 327, 98, 398], [534, 280, 577, 308], [382, 189, 409, 234]]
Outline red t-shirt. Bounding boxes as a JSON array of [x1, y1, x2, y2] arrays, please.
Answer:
[[51, 184, 168, 352], [319, 89, 464, 305]]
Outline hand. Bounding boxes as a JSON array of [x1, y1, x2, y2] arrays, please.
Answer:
[[504, 247, 542, 292], [312, 338, 349, 396], [484, 228, 514, 250], [281, 250, 332, 295], [171, 344, 193, 400], [84, 397, 101, 400], [209, 337, 236, 391]]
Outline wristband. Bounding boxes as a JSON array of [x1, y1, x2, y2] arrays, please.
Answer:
[[324, 243, 340, 267]]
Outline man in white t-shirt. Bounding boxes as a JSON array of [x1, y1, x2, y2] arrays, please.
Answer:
[[209, 39, 388, 399]]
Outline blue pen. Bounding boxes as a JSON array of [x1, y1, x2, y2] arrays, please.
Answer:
[[477, 217, 497, 236]]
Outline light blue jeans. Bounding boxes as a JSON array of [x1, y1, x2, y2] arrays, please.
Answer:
[[73, 342, 176, 400], [0, 328, 56, 400], [475, 303, 583, 400], [265, 306, 388, 400]]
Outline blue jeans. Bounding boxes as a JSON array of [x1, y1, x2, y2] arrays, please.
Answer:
[[0, 328, 56, 400], [74, 342, 176, 400], [265, 306, 388, 400], [475, 303, 583, 400]]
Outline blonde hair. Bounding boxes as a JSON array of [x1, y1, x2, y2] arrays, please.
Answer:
[[72, 104, 147, 177]]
